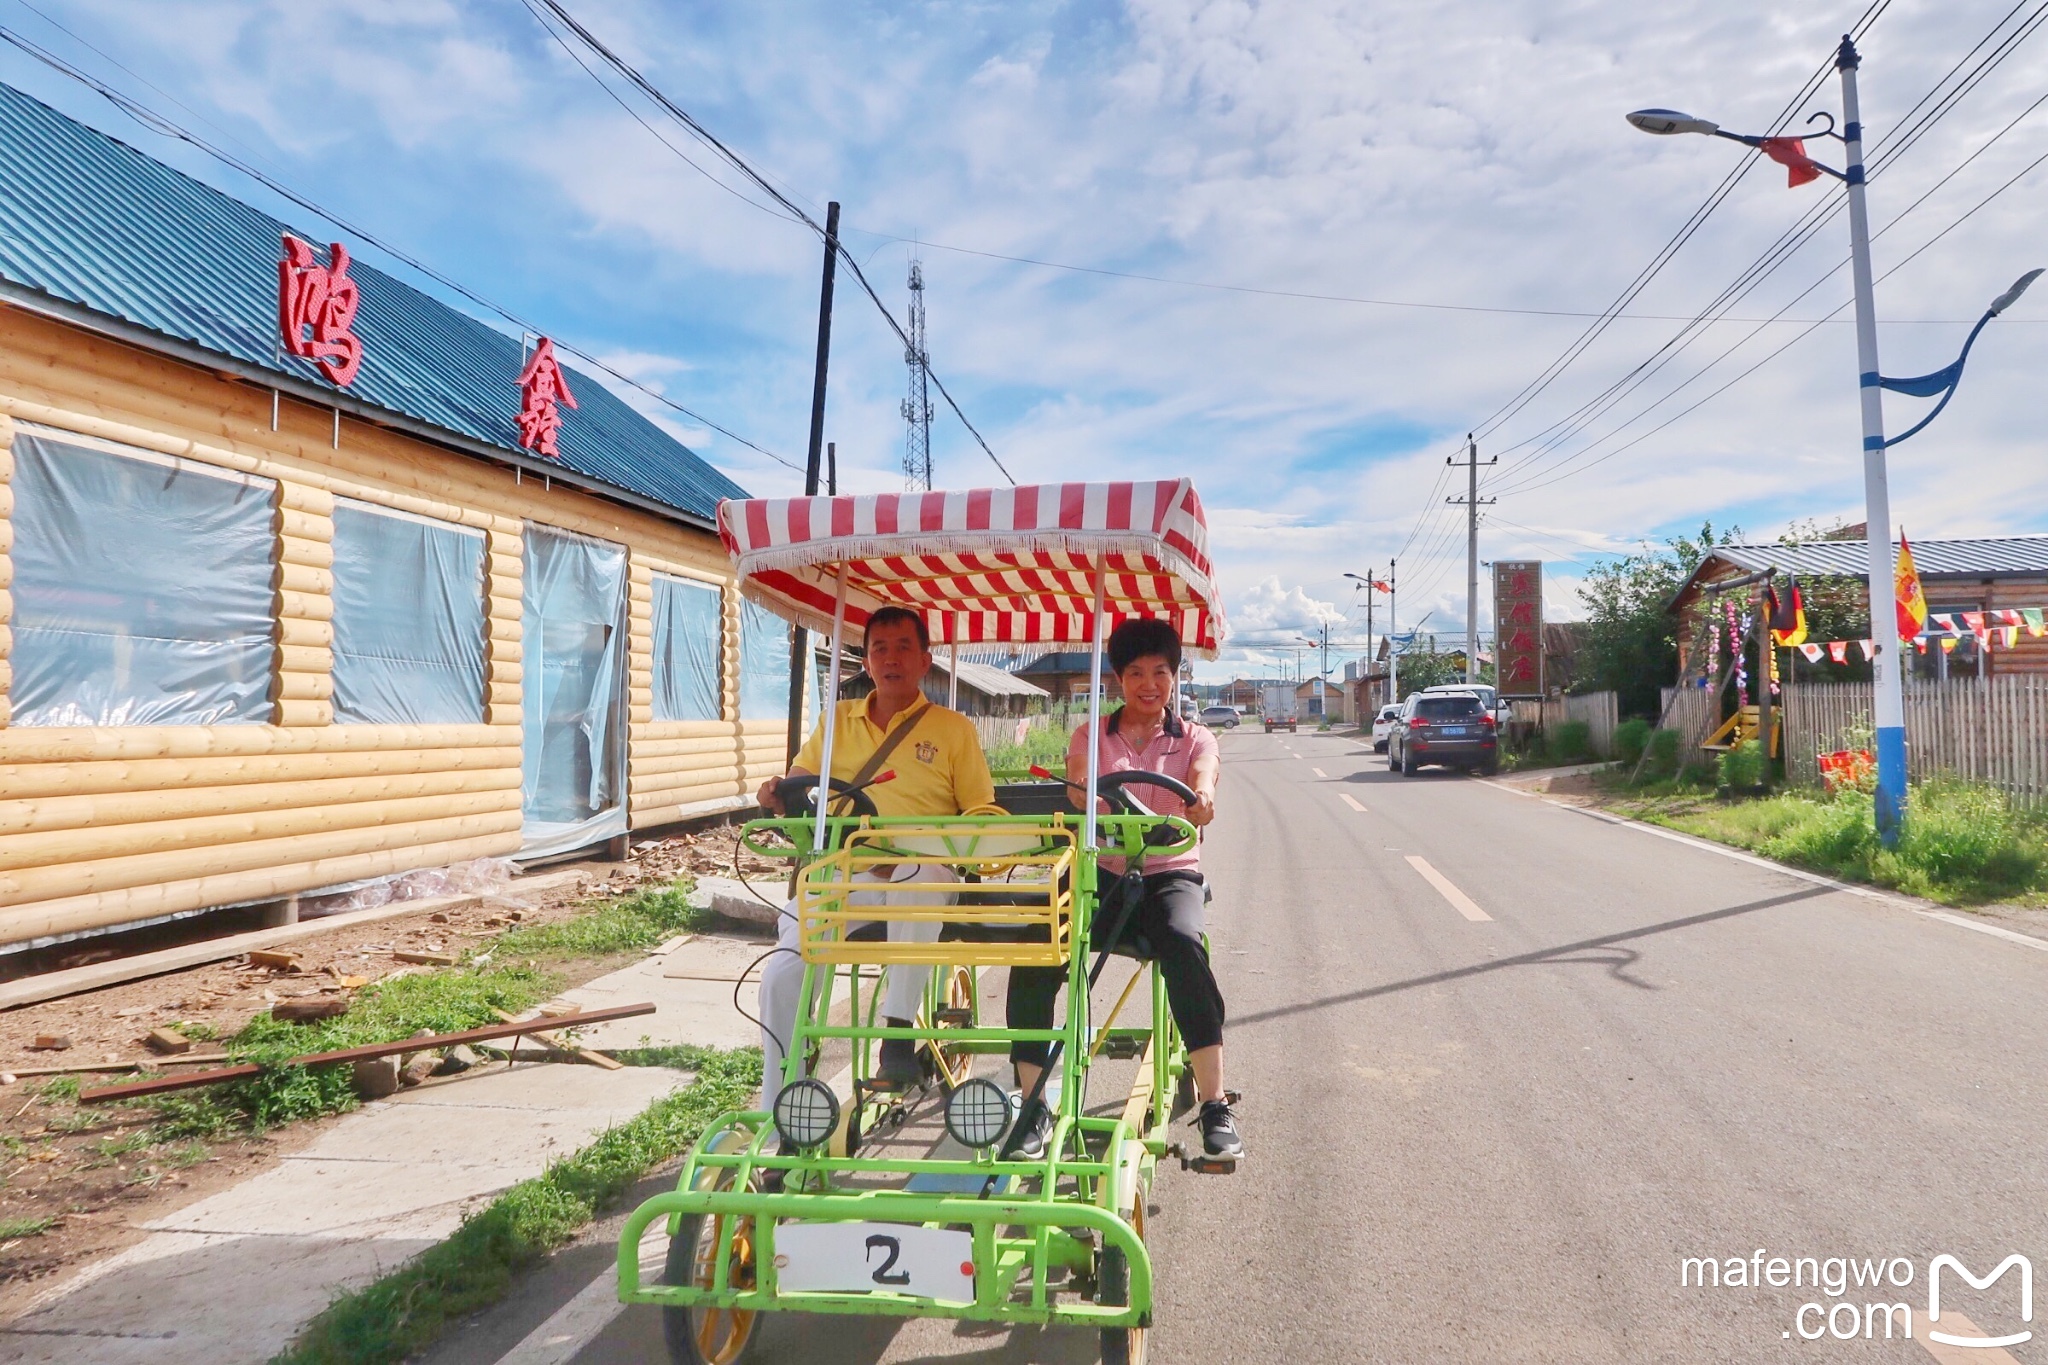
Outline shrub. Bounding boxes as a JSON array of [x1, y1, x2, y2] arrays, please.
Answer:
[[1887, 779, 2043, 898], [1642, 728, 1682, 778], [1719, 738, 1767, 789], [1612, 718, 1652, 765], [1549, 720, 1591, 762], [1759, 795, 1873, 872]]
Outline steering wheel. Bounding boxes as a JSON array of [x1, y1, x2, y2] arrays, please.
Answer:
[[773, 775, 880, 819], [1090, 770, 1201, 852]]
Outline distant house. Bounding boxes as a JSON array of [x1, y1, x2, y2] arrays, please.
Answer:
[[838, 656, 1048, 717], [1668, 535, 2048, 680], [1012, 651, 1119, 702]]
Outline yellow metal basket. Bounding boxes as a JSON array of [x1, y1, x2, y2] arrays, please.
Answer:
[[794, 820, 1076, 967]]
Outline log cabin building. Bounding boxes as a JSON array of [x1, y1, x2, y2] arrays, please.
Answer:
[[0, 83, 795, 951]]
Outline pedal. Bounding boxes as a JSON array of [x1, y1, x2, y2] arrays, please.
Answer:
[[1165, 1141, 1240, 1175], [1096, 1035, 1146, 1060], [934, 1007, 973, 1026]]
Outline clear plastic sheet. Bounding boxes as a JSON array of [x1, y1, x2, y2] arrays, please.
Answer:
[[298, 856, 516, 918], [8, 430, 276, 727], [520, 525, 628, 857], [330, 499, 487, 725], [650, 574, 723, 722], [738, 596, 793, 720]]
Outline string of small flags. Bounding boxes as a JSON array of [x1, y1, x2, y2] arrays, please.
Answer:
[[1794, 608, 2047, 664]]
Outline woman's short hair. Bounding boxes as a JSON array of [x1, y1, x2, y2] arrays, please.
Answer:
[[863, 605, 930, 650], [1107, 617, 1182, 674]]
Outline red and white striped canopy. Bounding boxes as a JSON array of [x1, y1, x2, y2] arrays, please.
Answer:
[[717, 480, 1221, 656]]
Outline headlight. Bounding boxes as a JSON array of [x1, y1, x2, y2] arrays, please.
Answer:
[[944, 1078, 1014, 1149], [772, 1078, 840, 1151]]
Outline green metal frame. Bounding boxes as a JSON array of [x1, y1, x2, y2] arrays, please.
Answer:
[[617, 806, 1195, 1333]]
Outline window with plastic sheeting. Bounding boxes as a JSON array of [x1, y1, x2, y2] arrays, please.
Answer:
[[650, 575, 724, 722], [8, 428, 276, 727], [738, 597, 793, 721], [520, 525, 628, 859], [329, 500, 487, 724]]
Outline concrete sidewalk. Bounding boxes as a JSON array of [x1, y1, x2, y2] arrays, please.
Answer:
[[0, 931, 768, 1365]]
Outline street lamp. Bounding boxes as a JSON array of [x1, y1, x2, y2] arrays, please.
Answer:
[[1344, 568, 1394, 704], [1627, 34, 2038, 847]]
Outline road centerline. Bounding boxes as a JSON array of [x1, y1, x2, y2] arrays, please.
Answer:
[[1312, 766, 1328, 778], [1404, 855, 1491, 921], [1338, 793, 1367, 813]]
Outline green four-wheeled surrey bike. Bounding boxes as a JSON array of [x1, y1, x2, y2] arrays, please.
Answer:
[[617, 477, 1227, 1363]]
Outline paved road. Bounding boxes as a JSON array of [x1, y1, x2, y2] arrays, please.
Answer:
[[441, 729, 2048, 1364]]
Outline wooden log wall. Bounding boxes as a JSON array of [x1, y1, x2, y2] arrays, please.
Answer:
[[0, 306, 784, 946]]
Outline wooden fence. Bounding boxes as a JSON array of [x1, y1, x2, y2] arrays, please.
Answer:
[[1505, 691, 1620, 758], [1657, 686, 1721, 770], [1780, 676, 2048, 808]]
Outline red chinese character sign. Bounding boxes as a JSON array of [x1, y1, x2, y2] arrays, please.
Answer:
[[1493, 559, 1544, 698], [515, 337, 578, 460], [277, 235, 363, 386]]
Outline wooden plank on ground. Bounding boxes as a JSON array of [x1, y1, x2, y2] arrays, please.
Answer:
[[491, 1007, 624, 1070], [0, 868, 594, 1014], [77, 1000, 656, 1103]]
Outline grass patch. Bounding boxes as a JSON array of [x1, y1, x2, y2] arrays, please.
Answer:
[[0, 1216, 53, 1240], [986, 722, 1073, 776], [1604, 776, 2048, 906], [274, 1047, 759, 1365], [492, 882, 709, 963], [144, 879, 705, 1141]]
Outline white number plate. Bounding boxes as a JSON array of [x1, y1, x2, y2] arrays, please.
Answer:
[[773, 1221, 975, 1301]]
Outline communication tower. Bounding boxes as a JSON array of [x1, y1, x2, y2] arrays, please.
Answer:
[[901, 259, 934, 490]]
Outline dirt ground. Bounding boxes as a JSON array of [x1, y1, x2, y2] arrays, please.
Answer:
[[0, 820, 780, 1314]]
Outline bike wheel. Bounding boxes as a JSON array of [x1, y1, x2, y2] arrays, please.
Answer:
[[663, 1210, 760, 1364], [1099, 1198, 1148, 1365], [663, 1134, 761, 1365]]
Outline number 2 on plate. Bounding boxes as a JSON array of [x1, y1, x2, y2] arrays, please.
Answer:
[[865, 1234, 910, 1286]]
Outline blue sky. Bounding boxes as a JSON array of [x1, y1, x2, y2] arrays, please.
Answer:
[[3, 0, 2044, 679]]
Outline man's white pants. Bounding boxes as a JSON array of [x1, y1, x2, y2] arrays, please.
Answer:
[[759, 863, 958, 1104]]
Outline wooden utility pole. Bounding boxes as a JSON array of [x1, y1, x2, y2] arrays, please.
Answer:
[[785, 202, 841, 767], [1446, 434, 1496, 684]]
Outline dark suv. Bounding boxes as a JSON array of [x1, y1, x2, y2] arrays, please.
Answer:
[[1387, 692, 1498, 776]]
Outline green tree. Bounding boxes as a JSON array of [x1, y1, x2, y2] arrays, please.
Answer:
[[1392, 647, 1466, 698], [1576, 522, 1738, 720]]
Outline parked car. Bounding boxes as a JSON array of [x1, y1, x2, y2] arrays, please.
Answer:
[[1261, 685, 1298, 732], [1420, 682, 1511, 727], [1387, 691, 1498, 775], [1199, 704, 1241, 729], [1370, 704, 1401, 752]]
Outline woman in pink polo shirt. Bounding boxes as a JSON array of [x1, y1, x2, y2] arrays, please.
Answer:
[[1005, 618, 1240, 1163]]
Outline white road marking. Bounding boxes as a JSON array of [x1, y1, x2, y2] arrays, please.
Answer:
[[1914, 1311, 2027, 1363], [1312, 767, 1329, 778], [1404, 855, 1492, 921], [1338, 793, 1367, 812], [1487, 786, 2048, 957]]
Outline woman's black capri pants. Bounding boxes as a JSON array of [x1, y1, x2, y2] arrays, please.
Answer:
[[1006, 868, 1226, 1066]]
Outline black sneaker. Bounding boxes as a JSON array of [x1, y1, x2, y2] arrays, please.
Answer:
[[874, 1036, 921, 1089], [1197, 1098, 1243, 1160], [1009, 1099, 1054, 1160]]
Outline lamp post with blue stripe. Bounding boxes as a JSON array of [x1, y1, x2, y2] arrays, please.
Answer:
[[1627, 34, 2038, 847]]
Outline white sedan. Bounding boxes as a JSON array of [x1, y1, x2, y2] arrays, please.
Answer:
[[1370, 704, 1400, 752]]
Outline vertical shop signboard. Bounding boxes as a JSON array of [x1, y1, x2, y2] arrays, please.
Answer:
[[1493, 560, 1544, 698]]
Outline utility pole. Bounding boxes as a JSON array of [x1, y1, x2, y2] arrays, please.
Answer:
[[1836, 37, 1905, 844], [1446, 433, 1496, 684], [1388, 558, 1398, 702], [901, 258, 934, 491], [785, 202, 840, 767]]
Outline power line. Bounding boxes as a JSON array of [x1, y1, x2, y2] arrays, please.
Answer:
[[0, 25, 802, 472], [1478, 1, 2048, 499], [530, 0, 1015, 484]]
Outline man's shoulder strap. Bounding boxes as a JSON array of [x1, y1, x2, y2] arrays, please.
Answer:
[[846, 698, 932, 791]]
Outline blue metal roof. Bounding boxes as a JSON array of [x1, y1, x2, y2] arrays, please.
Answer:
[[1706, 535, 2048, 579], [0, 81, 747, 524]]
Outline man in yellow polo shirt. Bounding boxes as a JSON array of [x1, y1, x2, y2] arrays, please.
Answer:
[[755, 606, 998, 1105]]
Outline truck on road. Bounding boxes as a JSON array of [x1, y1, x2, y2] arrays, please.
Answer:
[[1262, 685, 1299, 732]]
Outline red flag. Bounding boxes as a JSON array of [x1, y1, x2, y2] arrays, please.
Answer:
[[1760, 137, 1822, 188], [1827, 640, 1849, 664]]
